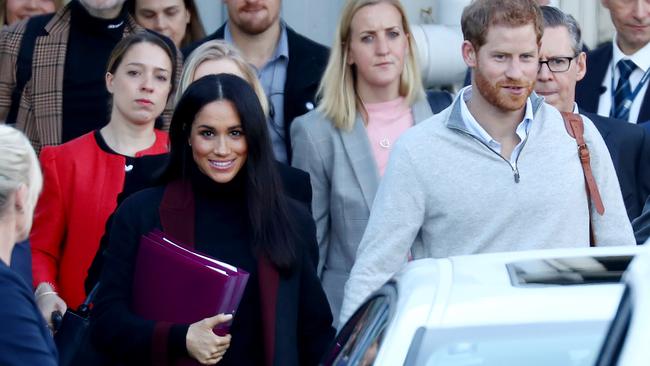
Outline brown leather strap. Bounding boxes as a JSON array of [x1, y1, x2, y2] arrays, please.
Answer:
[[561, 112, 604, 247]]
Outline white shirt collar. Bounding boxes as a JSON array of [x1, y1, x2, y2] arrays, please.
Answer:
[[459, 86, 533, 146], [612, 36, 650, 72]]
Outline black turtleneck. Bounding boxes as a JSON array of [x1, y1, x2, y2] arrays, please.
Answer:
[[62, 0, 127, 143], [190, 166, 264, 366]]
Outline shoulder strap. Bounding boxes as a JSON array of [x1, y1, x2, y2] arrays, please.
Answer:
[[561, 112, 604, 246], [6, 13, 53, 126]]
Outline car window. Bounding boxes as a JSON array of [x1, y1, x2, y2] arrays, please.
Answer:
[[405, 321, 609, 366], [594, 285, 632, 366], [507, 255, 633, 286], [321, 294, 392, 366]]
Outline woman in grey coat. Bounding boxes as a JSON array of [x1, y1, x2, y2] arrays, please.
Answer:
[[290, 0, 440, 323]]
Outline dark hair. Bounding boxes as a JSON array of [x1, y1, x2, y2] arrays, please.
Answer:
[[540, 6, 583, 55], [165, 74, 297, 271], [126, 0, 206, 48], [106, 31, 178, 95], [461, 0, 544, 50]]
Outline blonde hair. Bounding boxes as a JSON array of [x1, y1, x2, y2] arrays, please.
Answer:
[[0, 0, 64, 26], [0, 126, 42, 222], [176, 40, 270, 116], [317, 0, 424, 130]]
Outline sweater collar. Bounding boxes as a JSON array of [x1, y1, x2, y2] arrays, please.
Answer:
[[446, 86, 544, 133], [189, 163, 247, 201], [70, 0, 127, 35]]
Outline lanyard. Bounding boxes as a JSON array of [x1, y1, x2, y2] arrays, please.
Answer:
[[609, 60, 650, 118]]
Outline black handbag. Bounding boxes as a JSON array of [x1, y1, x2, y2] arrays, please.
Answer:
[[53, 284, 109, 366]]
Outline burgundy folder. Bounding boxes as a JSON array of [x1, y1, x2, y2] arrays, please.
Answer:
[[132, 230, 249, 336]]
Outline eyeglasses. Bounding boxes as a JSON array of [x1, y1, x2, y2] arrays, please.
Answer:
[[538, 56, 577, 73]]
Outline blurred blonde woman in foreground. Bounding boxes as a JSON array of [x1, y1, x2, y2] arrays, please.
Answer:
[[0, 126, 53, 365]]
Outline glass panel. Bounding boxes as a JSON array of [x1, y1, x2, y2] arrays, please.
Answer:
[[321, 295, 391, 366], [507, 255, 634, 286], [407, 321, 609, 366]]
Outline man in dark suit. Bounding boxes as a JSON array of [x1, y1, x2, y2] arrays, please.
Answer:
[[184, 0, 329, 164], [536, 6, 650, 220], [575, 0, 650, 124]]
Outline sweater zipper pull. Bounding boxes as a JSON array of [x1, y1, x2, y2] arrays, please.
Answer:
[[513, 167, 520, 183]]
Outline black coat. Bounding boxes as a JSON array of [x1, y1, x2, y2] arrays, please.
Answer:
[[84, 160, 312, 294], [576, 42, 650, 124], [582, 111, 650, 220], [276, 161, 312, 212], [184, 24, 330, 162], [90, 180, 334, 366]]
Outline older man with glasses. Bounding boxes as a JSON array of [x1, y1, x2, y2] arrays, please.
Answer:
[[535, 5, 650, 222]]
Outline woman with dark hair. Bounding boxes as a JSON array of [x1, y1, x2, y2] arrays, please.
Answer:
[[127, 0, 205, 49], [30, 31, 177, 328], [91, 74, 334, 365]]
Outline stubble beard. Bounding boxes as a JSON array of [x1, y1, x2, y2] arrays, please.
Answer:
[[232, 8, 279, 36], [474, 66, 534, 112]]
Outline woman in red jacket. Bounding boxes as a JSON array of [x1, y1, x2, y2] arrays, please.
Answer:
[[30, 31, 177, 329]]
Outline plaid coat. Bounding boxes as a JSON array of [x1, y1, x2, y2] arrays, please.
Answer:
[[0, 3, 180, 153]]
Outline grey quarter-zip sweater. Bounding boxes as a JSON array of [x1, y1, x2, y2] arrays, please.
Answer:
[[339, 89, 635, 325]]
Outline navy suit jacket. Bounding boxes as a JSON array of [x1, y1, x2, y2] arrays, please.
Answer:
[[576, 43, 650, 124], [426, 90, 454, 114], [10, 239, 32, 287], [582, 111, 650, 220], [0, 261, 58, 365], [183, 24, 330, 163]]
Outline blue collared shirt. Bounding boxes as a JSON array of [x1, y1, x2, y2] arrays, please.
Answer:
[[225, 22, 290, 163], [459, 86, 533, 164]]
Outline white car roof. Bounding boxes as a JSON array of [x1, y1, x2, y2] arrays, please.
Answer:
[[375, 245, 648, 366]]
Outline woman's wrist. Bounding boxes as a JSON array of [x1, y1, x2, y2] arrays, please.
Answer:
[[36, 290, 58, 299], [34, 281, 57, 297]]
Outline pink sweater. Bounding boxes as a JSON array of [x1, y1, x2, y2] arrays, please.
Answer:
[[364, 97, 414, 176]]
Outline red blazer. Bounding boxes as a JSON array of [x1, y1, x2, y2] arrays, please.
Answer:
[[30, 131, 168, 307]]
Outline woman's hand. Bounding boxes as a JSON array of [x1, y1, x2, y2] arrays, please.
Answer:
[[34, 282, 67, 332], [186, 313, 233, 365]]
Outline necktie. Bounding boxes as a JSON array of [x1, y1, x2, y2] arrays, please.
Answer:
[[612, 59, 637, 121]]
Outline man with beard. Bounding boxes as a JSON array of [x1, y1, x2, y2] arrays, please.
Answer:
[[0, 0, 180, 153], [339, 0, 634, 325], [184, 0, 328, 163]]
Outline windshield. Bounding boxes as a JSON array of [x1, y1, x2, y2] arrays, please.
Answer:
[[405, 321, 610, 366]]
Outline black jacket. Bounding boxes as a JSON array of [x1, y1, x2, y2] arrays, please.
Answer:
[[184, 24, 330, 162], [583, 111, 650, 220], [84, 160, 312, 294], [576, 42, 650, 124], [0, 261, 57, 366], [90, 182, 334, 365]]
